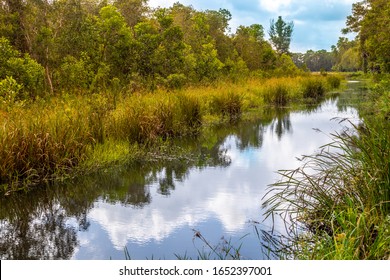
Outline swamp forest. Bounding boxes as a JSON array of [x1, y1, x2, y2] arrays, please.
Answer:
[[0, 0, 389, 260]]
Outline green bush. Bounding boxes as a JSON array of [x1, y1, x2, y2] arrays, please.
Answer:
[[0, 77, 23, 108], [166, 73, 187, 90], [0, 37, 45, 98]]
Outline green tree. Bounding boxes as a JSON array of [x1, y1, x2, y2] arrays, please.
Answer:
[[204, 8, 234, 63], [94, 5, 134, 86], [151, 8, 186, 79], [0, 0, 31, 53], [0, 37, 44, 98], [268, 16, 294, 55], [234, 24, 276, 71], [114, 0, 148, 28], [133, 20, 160, 80], [293, 49, 334, 72], [343, 0, 390, 73]]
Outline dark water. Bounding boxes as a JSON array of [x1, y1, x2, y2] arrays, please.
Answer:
[[0, 83, 363, 260]]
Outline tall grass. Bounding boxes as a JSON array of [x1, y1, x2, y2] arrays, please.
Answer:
[[302, 77, 326, 99], [175, 230, 245, 260], [0, 75, 342, 192], [262, 120, 390, 259], [210, 91, 243, 122], [0, 101, 94, 190], [263, 84, 290, 106], [106, 92, 202, 144], [326, 75, 342, 89]]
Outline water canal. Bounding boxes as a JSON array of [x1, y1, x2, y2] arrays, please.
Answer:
[[0, 82, 364, 260]]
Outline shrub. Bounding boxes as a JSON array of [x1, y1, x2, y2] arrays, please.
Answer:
[[0, 38, 45, 98], [0, 77, 23, 108], [166, 73, 187, 90]]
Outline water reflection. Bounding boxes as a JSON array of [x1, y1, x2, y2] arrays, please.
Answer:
[[269, 109, 292, 140], [0, 91, 362, 260], [0, 192, 78, 259]]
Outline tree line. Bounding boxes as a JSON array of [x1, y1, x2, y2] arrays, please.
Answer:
[[0, 0, 298, 98], [292, 37, 360, 73], [291, 0, 390, 74]]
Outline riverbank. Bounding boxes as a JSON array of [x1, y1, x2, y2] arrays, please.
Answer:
[[1, 88, 359, 260], [262, 75, 390, 259], [0, 74, 343, 194]]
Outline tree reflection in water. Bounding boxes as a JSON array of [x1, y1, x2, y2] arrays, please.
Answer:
[[0, 193, 78, 259], [0, 129, 234, 259], [270, 109, 292, 140], [0, 103, 312, 259]]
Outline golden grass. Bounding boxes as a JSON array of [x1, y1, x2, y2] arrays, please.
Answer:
[[0, 75, 342, 191]]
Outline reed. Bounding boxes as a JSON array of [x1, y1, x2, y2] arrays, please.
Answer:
[[106, 91, 202, 144], [210, 90, 243, 122], [262, 120, 390, 259], [0, 101, 93, 191], [0, 75, 342, 191], [326, 74, 342, 89], [263, 83, 290, 106], [302, 77, 326, 99]]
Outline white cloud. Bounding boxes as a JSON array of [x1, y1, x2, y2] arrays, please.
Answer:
[[84, 100, 359, 251], [259, 0, 293, 13], [147, 0, 359, 51]]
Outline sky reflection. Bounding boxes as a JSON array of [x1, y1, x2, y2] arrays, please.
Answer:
[[71, 98, 359, 260]]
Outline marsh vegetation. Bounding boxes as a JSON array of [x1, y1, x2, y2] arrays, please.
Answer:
[[1, 0, 389, 260]]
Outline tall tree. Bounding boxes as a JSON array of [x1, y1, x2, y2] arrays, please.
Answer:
[[343, 0, 390, 73], [233, 24, 276, 71], [268, 16, 294, 55], [0, 0, 30, 53], [114, 0, 148, 28]]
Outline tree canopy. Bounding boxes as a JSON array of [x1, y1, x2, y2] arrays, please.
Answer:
[[343, 0, 390, 73], [0, 1, 304, 95]]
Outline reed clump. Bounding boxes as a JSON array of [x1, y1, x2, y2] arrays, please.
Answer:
[[0, 102, 93, 190], [326, 75, 342, 89], [302, 77, 326, 99], [210, 91, 243, 122], [263, 84, 290, 106], [262, 120, 390, 259], [106, 92, 202, 144]]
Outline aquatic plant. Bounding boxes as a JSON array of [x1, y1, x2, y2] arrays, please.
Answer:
[[175, 230, 245, 260], [0, 102, 93, 191], [263, 83, 290, 106], [262, 120, 390, 259], [210, 91, 243, 122], [326, 75, 342, 89], [302, 77, 326, 99]]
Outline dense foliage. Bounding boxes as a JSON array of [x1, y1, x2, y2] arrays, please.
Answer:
[[292, 38, 361, 73], [343, 0, 390, 73], [292, 0, 390, 74], [0, 0, 302, 97]]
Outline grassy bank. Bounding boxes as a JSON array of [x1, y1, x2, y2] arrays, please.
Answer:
[[262, 75, 390, 259], [0, 74, 342, 193]]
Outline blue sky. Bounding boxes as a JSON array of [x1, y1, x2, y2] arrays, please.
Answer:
[[148, 0, 358, 53]]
